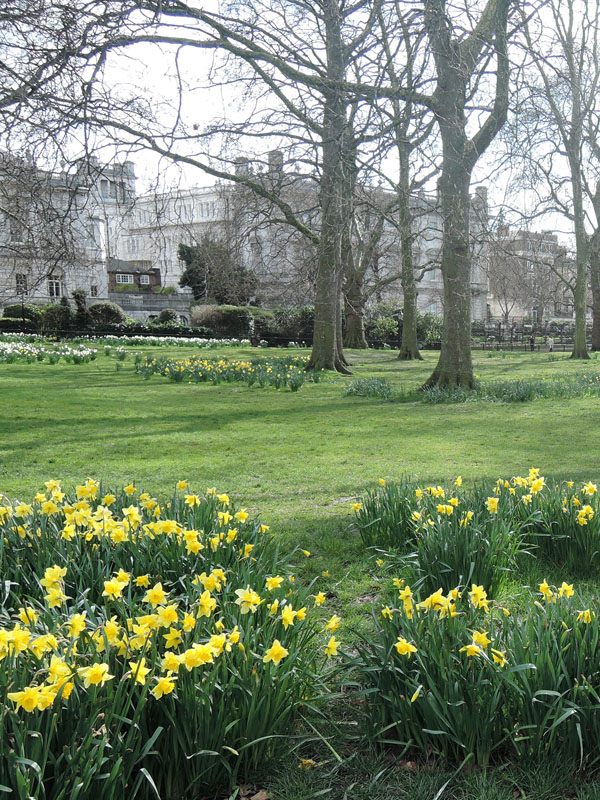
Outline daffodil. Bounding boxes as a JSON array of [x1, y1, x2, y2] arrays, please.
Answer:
[[324, 636, 340, 657], [78, 662, 114, 688], [263, 639, 289, 666]]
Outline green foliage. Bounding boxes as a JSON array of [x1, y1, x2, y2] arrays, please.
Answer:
[[191, 304, 252, 337], [156, 308, 179, 324], [89, 302, 127, 325], [179, 237, 258, 305], [416, 312, 443, 346], [352, 476, 600, 595], [352, 478, 418, 550], [114, 283, 139, 293], [151, 285, 177, 295], [369, 317, 398, 346], [422, 373, 600, 404], [349, 582, 600, 767], [345, 377, 393, 399], [72, 289, 94, 329], [0, 317, 38, 332], [2, 303, 44, 324], [512, 480, 600, 573], [0, 480, 330, 797], [42, 297, 73, 333]]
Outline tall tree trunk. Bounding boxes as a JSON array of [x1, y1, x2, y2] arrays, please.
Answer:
[[422, 160, 474, 388], [591, 229, 600, 351], [344, 258, 368, 348], [570, 173, 590, 359], [399, 279, 421, 359], [397, 144, 422, 360], [307, 0, 349, 373]]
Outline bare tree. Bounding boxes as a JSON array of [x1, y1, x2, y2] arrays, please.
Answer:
[[513, 0, 600, 359]]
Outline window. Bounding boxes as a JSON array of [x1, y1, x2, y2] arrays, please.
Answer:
[[10, 218, 24, 242], [139, 274, 150, 285], [48, 278, 62, 298], [116, 273, 134, 284], [15, 273, 28, 295], [90, 285, 98, 297]]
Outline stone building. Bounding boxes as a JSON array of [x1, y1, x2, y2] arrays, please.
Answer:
[[487, 226, 575, 323], [0, 154, 135, 308], [0, 153, 490, 321]]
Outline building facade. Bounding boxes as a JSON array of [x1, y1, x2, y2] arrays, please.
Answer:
[[0, 154, 492, 322], [487, 226, 576, 323]]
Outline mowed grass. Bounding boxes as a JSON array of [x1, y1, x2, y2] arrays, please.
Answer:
[[2, 344, 600, 799]]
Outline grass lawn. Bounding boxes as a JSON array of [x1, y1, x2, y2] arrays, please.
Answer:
[[2, 344, 600, 799]]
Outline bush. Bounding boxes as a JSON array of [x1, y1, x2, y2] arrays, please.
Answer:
[[0, 317, 38, 333], [2, 303, 44, 324], [238, 306, 315, 347], [368, 317, 398, 346], [114, 283, 139, 293], [72, 290, 94, 330], [89, 302, 127, 325], [191, 304, 252, 338], [42, 298, 73, 333], [416, 311, 443, 346], [156, 308, 179, 324]]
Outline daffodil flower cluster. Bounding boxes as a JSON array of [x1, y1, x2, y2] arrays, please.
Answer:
[[0, 479, 335, 796], [356, 577, 600, 767], [353, 469, 600, 591], [135, 353, 323, 391]]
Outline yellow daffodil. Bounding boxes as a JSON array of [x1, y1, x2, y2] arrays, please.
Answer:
[[263, 639, 289, 666]]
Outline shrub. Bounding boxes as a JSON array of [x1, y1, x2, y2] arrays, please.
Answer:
[[114, 283, 140, 293], [416, 311, 443, 346], [2, 303, 44, 324], [156, 308, 180, 324], [72, 290, 94, 329], [42, 298, 73, 333], [368, 317, 398, 346], [0, 317, 38, 333], [89, 302, 127, 325], [190, 304, 251, 338]]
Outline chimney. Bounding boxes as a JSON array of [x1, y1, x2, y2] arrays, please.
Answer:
[[267, 149, 284, 174], [475, 186, 488, 207], [235, 157, 250, 177]]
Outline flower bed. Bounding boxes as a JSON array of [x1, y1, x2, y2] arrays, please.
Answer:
[[135, 353, 324, 391], [350, 580, 600, 767], [0, 480, 331, 797], [352, 472, 600, 586], [0, 339, 97, 364]]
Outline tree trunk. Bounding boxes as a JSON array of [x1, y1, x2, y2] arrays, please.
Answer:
[[344, 265, 368, 349], [591, 229, 600, 351], [344, 304, 367, 348], [397, 145, 422, 360], [570, 174, 590, 359], [422, 159, 474, 388], [307, 0, 349, 373], [399, 280, 422, 359]]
